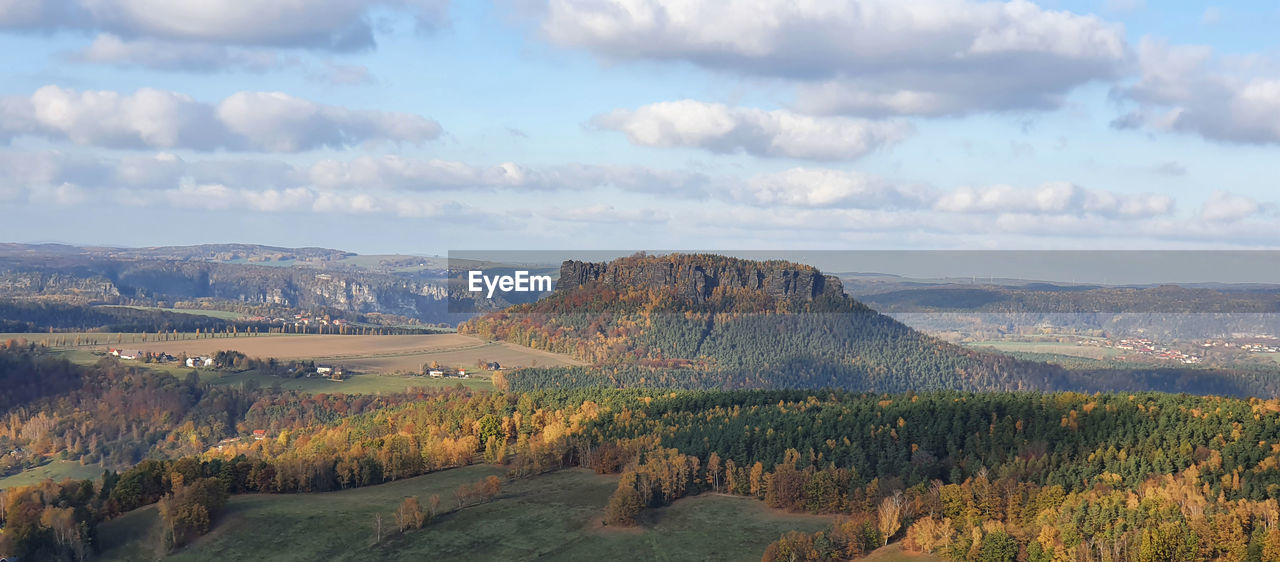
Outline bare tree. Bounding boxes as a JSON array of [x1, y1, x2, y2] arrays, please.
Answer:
[[370, 512, 384, 546]]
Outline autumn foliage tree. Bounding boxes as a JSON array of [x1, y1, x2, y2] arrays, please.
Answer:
[[604, 473, 645, 527], [395, 496, 425, 532], [156, 474, 228, 551]]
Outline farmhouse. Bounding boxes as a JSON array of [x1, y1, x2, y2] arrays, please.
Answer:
[[316, 365, 333, 375], [186, 356, 214, 368], [253, 430, 266, 440], [429, 370, 444, 377], [117, 350, 142, 360]]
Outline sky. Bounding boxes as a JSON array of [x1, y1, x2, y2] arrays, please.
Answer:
[[1, 0, 1279, 255]]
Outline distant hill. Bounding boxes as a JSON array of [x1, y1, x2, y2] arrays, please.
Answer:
[[845, 278, 1280, 339], [461, 254, 1070, 393], [0, 243, 459, 326], [0, 242, 356, 263]]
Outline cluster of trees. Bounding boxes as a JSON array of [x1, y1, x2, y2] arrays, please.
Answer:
[[0, 388, 539, 558], [0, 477, 97, 560], [767, 467, 1280, 561], [0, 347, 420, 473], [0, 340, 87, 412], [761, 516, 882, 562], [602, 440, 702, 526], [156, 473, 228, 551]]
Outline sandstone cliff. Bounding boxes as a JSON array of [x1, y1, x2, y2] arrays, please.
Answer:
[[555, 254, 846, 303]]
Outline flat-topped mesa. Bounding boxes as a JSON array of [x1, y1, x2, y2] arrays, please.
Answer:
[[555, 254, 846, 303]]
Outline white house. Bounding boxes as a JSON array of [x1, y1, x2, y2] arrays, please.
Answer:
[[429, 370, 444, 377], [316, 366, 333, 375]]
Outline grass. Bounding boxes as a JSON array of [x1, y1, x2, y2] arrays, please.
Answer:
[[964, 340, 1122, 360], [99, 466, 835, 561], [0, 460, 104, 490], [863, 543, 945, 561], [27, 331, 577, 396], [199, 369, 494, 393], [0, 332, 286, 351], [116, 333, 581, 372], [50, 345, 496, 394], [98, 305, 246, 320]]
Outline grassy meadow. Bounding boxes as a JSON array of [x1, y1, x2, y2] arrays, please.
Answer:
[[0, 460, 104, 491], [97, 466, 841, 561]]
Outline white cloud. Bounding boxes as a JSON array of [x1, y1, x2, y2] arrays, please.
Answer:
[[591, 100, 912, 161], [933, 182, 1173, 218], [1114, 38, 1280, 144], [216, 91, 440, 152], [1199, 191, 1261, 223], [0, 151, 1186, 224], [1, 0, 448, 51], [0, 150, 186, 189], [733, 168, 932, 209], [0, 85, 441, 151], [26, 182, 87, 206], [78, 34, 290, 72], [539, 0, 1127, 116], [5, 148, 1279, 246], [551, 204, 668, 223], [307, 156, 713, 195]]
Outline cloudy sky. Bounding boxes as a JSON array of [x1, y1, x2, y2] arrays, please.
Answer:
[[1, 0, 1278, 254]]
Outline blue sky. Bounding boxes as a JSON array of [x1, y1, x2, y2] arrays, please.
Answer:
[[1, 0, 1278, 254]]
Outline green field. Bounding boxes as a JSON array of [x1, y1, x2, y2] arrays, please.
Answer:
[[0, 460, 104, 490], [199, 369, 493, 393], [98, 305, 247, 320], [98, 466, 836, 561], [0, 331, 284, 350], [964, 340, 1122, 360], [44, 346, 492, 394]]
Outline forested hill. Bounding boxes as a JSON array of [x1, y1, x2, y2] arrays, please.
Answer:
[[461, 254, 1071, 393]]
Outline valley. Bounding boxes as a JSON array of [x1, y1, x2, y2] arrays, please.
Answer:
[[4, 250, 1280, 561]]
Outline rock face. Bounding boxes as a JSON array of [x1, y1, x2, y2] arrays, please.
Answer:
[[0, 257, 451, 321], [556, 255, 846, 303]]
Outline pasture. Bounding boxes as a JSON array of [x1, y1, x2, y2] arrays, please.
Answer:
[[0, 460, 104, 491], [98, 466, 838, 561], [122, 333, 582, 372]]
